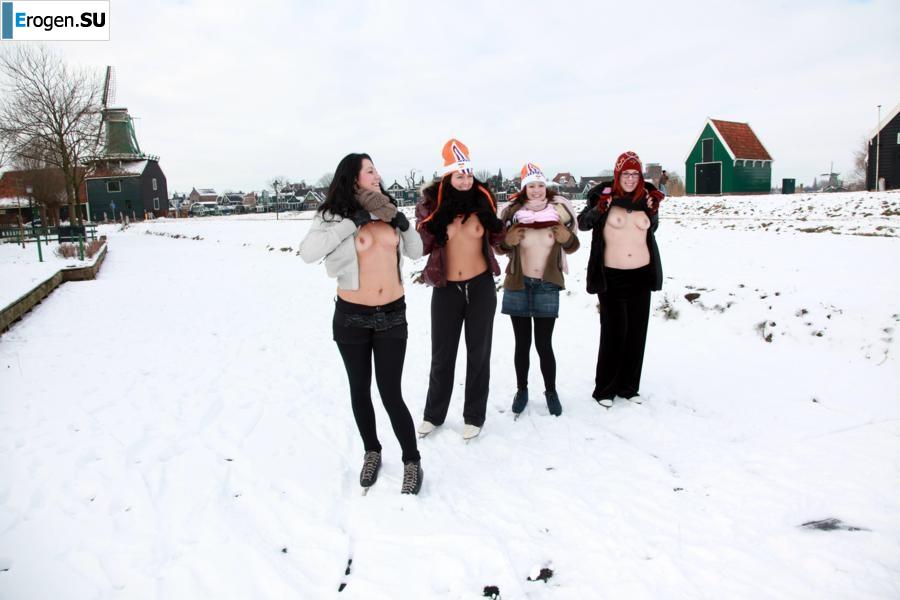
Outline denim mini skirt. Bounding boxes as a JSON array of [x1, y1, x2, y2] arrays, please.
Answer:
[[501, 277, 561, 318]]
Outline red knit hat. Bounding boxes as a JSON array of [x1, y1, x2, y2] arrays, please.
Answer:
[[613, 151, 645, 199]]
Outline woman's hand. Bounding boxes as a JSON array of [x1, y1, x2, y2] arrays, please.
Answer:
[[504, 225, 525, 246], [551, 225, 571, 244], [390, 212, 409, 232]]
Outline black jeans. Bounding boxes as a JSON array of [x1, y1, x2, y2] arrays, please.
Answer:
[[510, 316, 557, 392], [333, 297, 419, 463], [423, 270, 497, 427], [593, 266, 652, 400]]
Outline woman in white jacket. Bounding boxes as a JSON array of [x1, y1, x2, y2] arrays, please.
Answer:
[[299, 153, 424, 495]]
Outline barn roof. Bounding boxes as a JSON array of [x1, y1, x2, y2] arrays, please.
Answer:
[[868, 102, 900, 141], [709, 119, 772, 160]]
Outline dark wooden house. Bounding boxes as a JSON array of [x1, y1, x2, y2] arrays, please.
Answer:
[[867, 102, 900, 191], [685, 119, 772, 195], [85, 104, 168, 220]]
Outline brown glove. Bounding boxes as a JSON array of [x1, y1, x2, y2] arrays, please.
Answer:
[[356, 189, 397, 222], [551, 225, 571, 244], [504, 225, 525, 246]]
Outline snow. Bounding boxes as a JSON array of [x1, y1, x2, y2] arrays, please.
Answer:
[[0, 198, 29, 210], [0, 239, 104, 311], [1, 192, 899, 598]]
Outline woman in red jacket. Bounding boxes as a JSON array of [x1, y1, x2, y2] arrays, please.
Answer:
[[415, 139, 504, 441]]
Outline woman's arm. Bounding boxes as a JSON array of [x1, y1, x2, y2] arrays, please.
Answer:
[[299, 215, 357, 263], [400, 225, 423, 260]]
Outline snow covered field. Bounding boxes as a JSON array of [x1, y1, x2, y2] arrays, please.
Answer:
[[1, 193, 899, 599], [0, 239, 103, 312]]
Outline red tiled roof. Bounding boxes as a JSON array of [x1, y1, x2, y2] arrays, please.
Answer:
[[552, 172, 575, 184], [710, 119, 772, 160], [0, 168, 87, 202]]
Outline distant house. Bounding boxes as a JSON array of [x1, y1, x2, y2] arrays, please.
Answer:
[[189, 188, 218, 205], [867, 101, 900, 191], [242, 192, 258, 209], [552, 172, 576, 186], [386, 181, 405, 197], [385, 180, 419, 206], [218, 192, 244, 206], [301, 190, 325, 211], [0, 168, 88, 225], [685, 118, 773, 195]]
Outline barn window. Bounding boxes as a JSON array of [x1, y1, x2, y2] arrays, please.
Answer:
[[153, 197, 160, 210], [736, 160, 744, 167], [702, 139, 713, 162], [896, 132, 899, 144], [152, 178, 158, 191], [107, 180, 121, 192]]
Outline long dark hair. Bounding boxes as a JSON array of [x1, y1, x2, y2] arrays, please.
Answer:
[[418, 173, 495, 228], [318, 153, 393, 218]]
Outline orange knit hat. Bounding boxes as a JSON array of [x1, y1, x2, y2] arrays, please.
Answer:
[[440, 138, 473, 176], [520, 162, 547, 189]]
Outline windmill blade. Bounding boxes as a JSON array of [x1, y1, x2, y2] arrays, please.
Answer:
[[107, 66, 117, 107], [101, 66, 111, 108]]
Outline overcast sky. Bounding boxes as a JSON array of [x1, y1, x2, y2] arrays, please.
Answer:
[[30, 0, 900, 192]]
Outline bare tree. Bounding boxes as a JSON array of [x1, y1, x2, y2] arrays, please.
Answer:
[[269, 176, 289, 200], [0, 45, 101, 226], [14, 152, 67, 225], [849, 137, 868, 190], [316, 172, 334, 188], [403, 168, 420, 189]]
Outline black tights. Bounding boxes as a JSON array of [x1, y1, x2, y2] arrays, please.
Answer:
[[510, 316, 556, 392], [336, 338, 420, 463]]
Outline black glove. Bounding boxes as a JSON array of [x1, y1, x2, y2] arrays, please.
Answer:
[[351, 208, 372, 228], [390, 212, 409, 232], [476, 208, 502, 233], [577, 206, 602, 231]]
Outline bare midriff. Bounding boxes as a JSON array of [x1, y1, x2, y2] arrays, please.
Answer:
[[446, 213, 488, 281], [603, 205, 651, 269], [519, 227, 555, 278], [337, 221, 404, 306]]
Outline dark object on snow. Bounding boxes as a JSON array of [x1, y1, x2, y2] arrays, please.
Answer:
[[482, 585, 501, 598], [345, 558, 352, 575], [511, 388, 528, 414], [528, 568, 554, 582], [800, 518, 868, 532], [281, 547, 288, 554], [684, 292, 701, 303]]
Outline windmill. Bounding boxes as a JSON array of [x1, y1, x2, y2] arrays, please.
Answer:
[[820, 162, 843, 192], [94, 66, 146, 160]]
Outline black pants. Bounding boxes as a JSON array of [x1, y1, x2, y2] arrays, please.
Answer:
[[333, 297, 419, 463], [510, 316, 556, 392], [423, 270, 497, 427], [593, 266, 652, 400]]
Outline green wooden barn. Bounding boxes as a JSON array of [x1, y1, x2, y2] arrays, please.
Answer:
[[685, 119, 773, 195]]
